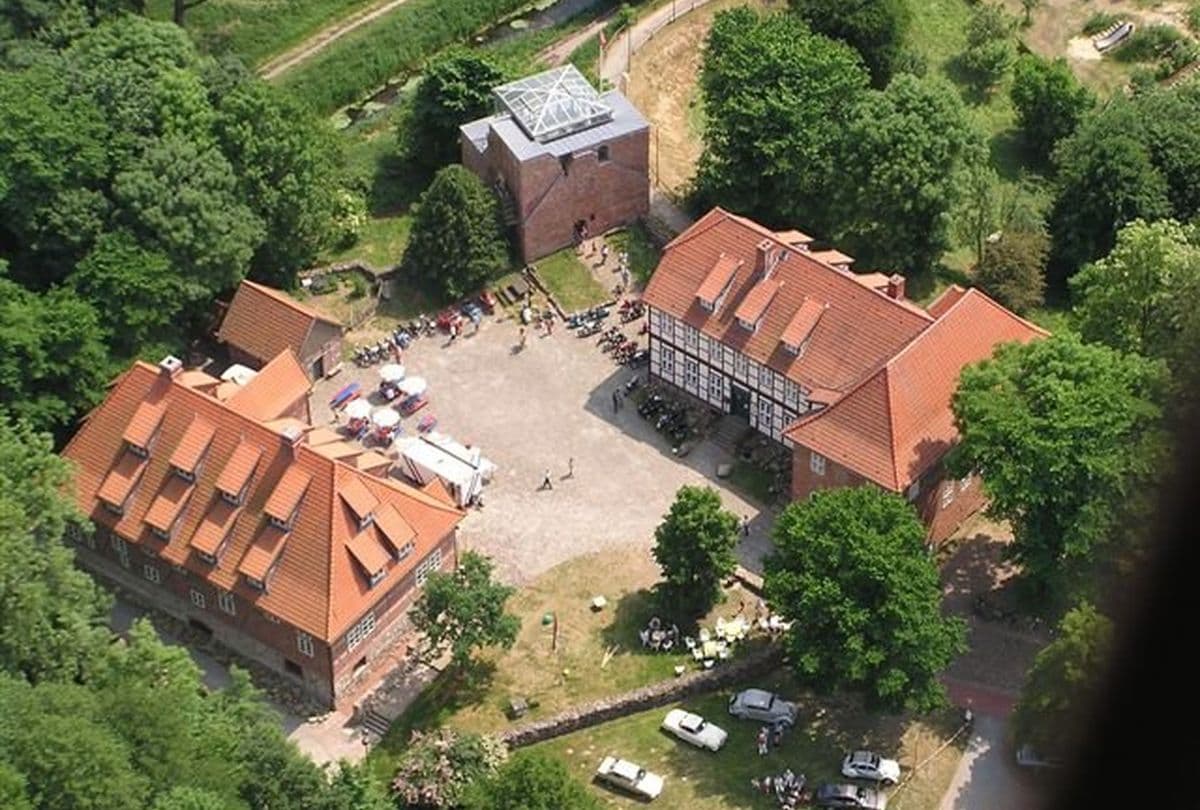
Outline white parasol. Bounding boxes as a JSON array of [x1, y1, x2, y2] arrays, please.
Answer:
[[379, 364, 405, 384], [398, 376, 427, 397], [371, 408, 400, 429], [345, 399, 372, 420]]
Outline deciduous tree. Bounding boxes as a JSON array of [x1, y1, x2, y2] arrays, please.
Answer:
[[960, 2, 1017, 90], [652, 485, 740, 619], [409, 550, 519, 672], [1010, 55, 1094, 166], [788, 0, 911, 87], [462, 751, 601, 810], [1012, 603, 1112, 760], [400, 165, 509, 300], [391, 728, 506, 809], [765, 487, 966, 712], [403, 50, 506, 177], [974, 230, 1048, 314], [950, 335, 1167, 598]]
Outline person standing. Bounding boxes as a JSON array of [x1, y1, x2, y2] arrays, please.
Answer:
[[566, 457, 574, 478], [539, 469, 553, 490], [756, 727, 769, 756], [600, 244, 610, 265], [519, 327, 527, 351], [742, 514, 751, 537], [612, 389, 621, 413]]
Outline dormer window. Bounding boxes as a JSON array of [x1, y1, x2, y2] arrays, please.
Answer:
[[197, 550, 217, 565], [103, 500, 125, 516], [220, 487, 243, 507], [267, 513, 292, 532], [368, 569, 387, 588], [173, 465, 195, 484], [358, 513, 374, 532], [151, 525, 171, 542], [245, 576, 265, 591], [128, 443, 149, 459]]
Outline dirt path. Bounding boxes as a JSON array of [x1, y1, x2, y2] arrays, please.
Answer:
[[258, 0, 414, 80], [537, 9, 615, 66]]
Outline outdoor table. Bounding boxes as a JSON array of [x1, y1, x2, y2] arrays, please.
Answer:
[[701, 639, 721, 659]]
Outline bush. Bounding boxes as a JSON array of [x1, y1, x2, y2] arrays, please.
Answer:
[[1189, 3, 1200, 35], [280, 0, 528, 113], [1082, 12, 1120, 36], [606, 4, 636, 37], [1117, 24, 1185, 63], [347, 271, 369, 300]]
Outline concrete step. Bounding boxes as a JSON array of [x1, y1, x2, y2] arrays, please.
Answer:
[[360, 709, 391, 739], [710, 415, 749, 454]]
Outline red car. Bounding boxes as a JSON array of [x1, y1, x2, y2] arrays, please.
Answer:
[[436, 308, 463, 332]]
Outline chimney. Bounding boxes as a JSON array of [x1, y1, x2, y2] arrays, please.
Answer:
[[282, 425, 305, 457], [159, 355, 184, 378], [885, 274, 906, 300], [755, 239, 773, 278]]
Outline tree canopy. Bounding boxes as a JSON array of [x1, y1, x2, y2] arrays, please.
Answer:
[[950, 334, 1167, 598], [652, 485, 740, 619], [694, 7, 869, 233], [391, 728, 506, 809], [1010, 55, 1094, 167], [462, 750, 601, 810], [788, 0, 911, 87], [960, 2, 1017, 90], [1012, 603, 1113, 760], [765, 486, 966, 712], [409, 550, 519, 672], [834, 74, 975, 274], [400, 165, 509, 299], [974, 230, 1048, 315]]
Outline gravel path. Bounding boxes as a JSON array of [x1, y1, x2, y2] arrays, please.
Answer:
[[258, 0, 415, 80]]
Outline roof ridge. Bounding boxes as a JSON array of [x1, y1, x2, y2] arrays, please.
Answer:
[[661, 207, 729, 252], [324, 450, 340, 639], [950, 287, 1051, 336], [882, 364, 903, 490], [241, 280, 340, 328]]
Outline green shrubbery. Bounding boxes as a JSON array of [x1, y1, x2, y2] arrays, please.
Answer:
[[1082, 12, 1121, 36], [279, 0, 529, 113]]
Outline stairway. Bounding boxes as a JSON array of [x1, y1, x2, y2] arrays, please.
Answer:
[[359, 708, 391, 739], [710, 415, 749, 455], [493, 183, 519, 225]]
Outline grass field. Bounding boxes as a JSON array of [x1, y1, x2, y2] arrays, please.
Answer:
[[148, 0, 374, 66], [534, 680, 965, 810], [535, 249, 612, 311], [606, 224, 662, 285]]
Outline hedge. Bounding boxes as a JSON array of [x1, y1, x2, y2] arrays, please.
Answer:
[[279, 0, 530, 113]]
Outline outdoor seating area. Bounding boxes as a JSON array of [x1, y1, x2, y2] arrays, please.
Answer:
[[751, 769, 807, 809], [638, 613, 758, 669], [331, 360, 435, 448]]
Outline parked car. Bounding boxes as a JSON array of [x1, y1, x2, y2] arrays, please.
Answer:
[[436, 308, 463, 332], [841, 750, 901, 785], [595, 756, 664, 800], [727, 688, 798, 726], [813, 782, 888, 809], [460, 300, 483, 324], [661, 709, 728, 751]]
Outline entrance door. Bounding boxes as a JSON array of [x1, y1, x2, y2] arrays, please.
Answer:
[[730, 385, 751, 419]]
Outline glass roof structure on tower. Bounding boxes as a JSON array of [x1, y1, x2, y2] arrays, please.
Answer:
[[493, 65, 614, 143]]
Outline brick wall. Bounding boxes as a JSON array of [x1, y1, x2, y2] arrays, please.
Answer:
[[791, 445, 870, 501]]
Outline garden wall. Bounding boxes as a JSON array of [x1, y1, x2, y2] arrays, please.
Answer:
[[498, 644, 783, 748]]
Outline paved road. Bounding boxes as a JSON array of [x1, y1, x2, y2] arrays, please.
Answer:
[[939, 715, 1040, 810]]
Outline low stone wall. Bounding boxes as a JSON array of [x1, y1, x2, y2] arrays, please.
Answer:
[[498, 644, 783, 749]]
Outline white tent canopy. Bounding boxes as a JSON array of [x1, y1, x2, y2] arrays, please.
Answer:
[[379, 364, 405, 383], [345, 400, 372, 420], [398, 376, 427, 397], [396, 433, 496, 507], [371, 408, 400, 428]]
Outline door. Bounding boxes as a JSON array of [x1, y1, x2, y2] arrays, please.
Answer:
[[730, 385, 751, 419]]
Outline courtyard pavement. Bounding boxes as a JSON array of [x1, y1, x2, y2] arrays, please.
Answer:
[[314, 310, 776, 586]]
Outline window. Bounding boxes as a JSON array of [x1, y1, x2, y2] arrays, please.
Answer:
[[346, 613, 377, 650], [173, 466, 195, 483], [415, 548, 443, 586], [685, 325, 699, 349], [267, 514, 291, 532], [128, 443, 148, 459], [810, 452, 826, 476], [597, 145, 610, 163], [906, 480, 921, 501], [758, 364, 773, 390], [734, 352, 749, 380], [683, 357, 699, 391], [709, 372, 724, 402], [395, 541, 415, 561], [218, 591, 236, 616], [368, 569, 387, 588], [660, 346, 675, 377], [190, 589, 207, 609], [358, 513, 374, 532], [263, 610, 280, 624], [219, 488, 242, 507], [756, 397, 773, 427], [245, 576, 265, 591], [113, 537, 130, 569], [196, 550, 217, 565], [142, 563, 160, 584], [959, 474, 972, 492], [297, 632, 315, 657], [151, 525, 171, 542], [103, 500, 125, 516]]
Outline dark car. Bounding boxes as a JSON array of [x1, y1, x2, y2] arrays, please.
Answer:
[[813, 782, 887, 809]]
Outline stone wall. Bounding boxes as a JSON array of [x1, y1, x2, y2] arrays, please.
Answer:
[[498, 645, 783, 749]]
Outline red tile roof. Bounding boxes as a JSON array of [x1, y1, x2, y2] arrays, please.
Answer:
[[169, 416, 216, 474], [143, 475, 194, 533], [374, 503, 416, 553], [695, 254, 742, 304], [927, 284, 969, 319], [644, 208, 933, 396], [733, 277, 781, 325], [263, 467, 311, 524], [774, 229, 813, 246], [810, 249, 854, 267], [340, 476, 380, 520], [97, 452, 147, 508], [62, 356, 465, 641], [216, 280, 341, 366], [345, 529, 391, 576], [123, 400, 166, 449], [225, 350, 311, 422], [785, 289, 1048, 490], [780, 298, 826, 350]]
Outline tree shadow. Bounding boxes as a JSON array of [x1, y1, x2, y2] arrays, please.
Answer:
[[600, 587, 669, 655], [989, 129, 1027, 181], [368, 152, 424, 216], [372, 661, 497, 757]]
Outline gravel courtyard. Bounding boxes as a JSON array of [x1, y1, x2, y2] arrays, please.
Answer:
[[312, 312, 775, 585]]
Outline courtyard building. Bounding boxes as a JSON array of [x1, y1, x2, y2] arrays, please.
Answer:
[[460, 64, 650, 262], [62, 352, 464, 709], [217, 279, 345, 380], [642, 208, 1046, 544]]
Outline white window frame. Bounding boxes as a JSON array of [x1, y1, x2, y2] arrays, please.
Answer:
[[660, 345, 675, 377], [734, 352, 749, 380], [709, 372, 724, 403], [810, 452, 826, 476], [758, 364, 773, 390], [346, 613, 377, 651], [683, 357, 699, 391], [756, 396, 773, 427], [959, 474, 972, 492], [142, 563, 161, 584], [395, 541, 415, 561], [906, 480, 921, 501], [685, 325, 699, 350], [415, 548, 443, 586], [218, 591, 236, 616], [190, 589, 207, 609], [297, 632, 315, 658], [113, 537, 130, 569], [940, 482, 955, 508]]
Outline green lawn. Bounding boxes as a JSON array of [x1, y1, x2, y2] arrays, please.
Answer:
[[728, 462, 775, 506], [535, 249, 612, 310], [322, 215, 412, 268], [533, 679, 965, 810], [148, 0, 375, 66], [606, 223, 663, 285]]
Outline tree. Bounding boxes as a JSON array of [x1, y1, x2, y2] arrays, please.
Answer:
[[400, 165, 509, 299], [149, 787, 231, 810], [462, 751, 600, 810], [764, 487, 966, 712], [1012, 603, 1112, 760], [950, 335, 1166, 598], [1070, 218, 1200, 362], [960, 2, 1017, 90], [319, 762, 392, 810], [409, 551, 519, 672], [835, 75, 975, 274], [974, 230, 1048, 314], [390, 729, 506, 809], [403, 50, 506, 177], [651, 485, 739, 618], [0, 274, 111, 435], [788, 0, 911, 87], [694, 7, 869, 231], [1010, 55, 1094, 167]]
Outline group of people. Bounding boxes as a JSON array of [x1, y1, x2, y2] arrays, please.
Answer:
[[755, 721, 789, 755], [750, 768, 806, 809], [637, 616, 681, 652]]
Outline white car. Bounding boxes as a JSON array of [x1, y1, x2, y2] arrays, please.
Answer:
[[595, 756, 665, 800], [841, 750, 901, 785], [661, 709, 728, 751]]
